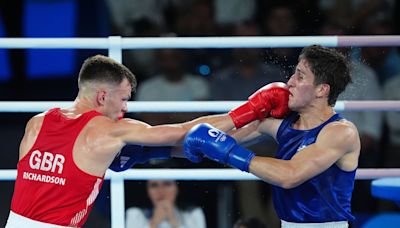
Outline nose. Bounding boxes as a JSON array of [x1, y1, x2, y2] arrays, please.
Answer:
[[122, 102, 128, 113], [286, 74, 295, 87]]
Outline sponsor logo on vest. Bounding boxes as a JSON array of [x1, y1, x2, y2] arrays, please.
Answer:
[[23, 150, 67, 185]]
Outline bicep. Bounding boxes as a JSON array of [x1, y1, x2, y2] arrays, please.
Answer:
[[229, 121, 263, 145], [257, 118, 283, 140], [230, 118, 283, 144], [290, 124, 358, 183]]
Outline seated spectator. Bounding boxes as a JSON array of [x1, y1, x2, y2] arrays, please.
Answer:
[[233, 217, 267, 228], [126, 180, 206, 228], [383, 74, 400, 168], [210, 21, 285, 100], [261, 2, 301, 76], [135, 48, 210, 125], [360, 19, 400, 84]]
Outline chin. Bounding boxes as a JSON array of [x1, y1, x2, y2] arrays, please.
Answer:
[[288, 102, 295, 110], [288, 104, 299, 112]]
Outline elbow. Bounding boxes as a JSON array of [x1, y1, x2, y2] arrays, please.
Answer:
[[280, 178, 301, 189], [279, 169, 304, 189]]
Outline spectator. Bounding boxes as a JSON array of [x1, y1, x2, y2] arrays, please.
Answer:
[[261, 2, 301, 75], [318, 0, 395, 32], [214, 0, 257, 34], [360, 19, 400, 84], [383, 74, 400, 168], [105, 0, 168, 35], [126, 180, 206, 228], [135, 48, 210, 125], [233, 217, 267, 228], [210, 22, 285, 100]]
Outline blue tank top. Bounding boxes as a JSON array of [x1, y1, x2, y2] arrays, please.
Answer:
[[273, 112, 356, 223]]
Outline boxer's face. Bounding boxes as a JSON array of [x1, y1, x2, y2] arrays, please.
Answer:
[[102, 78, 131, 120], [287, 59, 317, 111], [147, 180, 178, 205]]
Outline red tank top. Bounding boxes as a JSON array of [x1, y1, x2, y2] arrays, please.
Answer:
[[11, 108, 104, 227]]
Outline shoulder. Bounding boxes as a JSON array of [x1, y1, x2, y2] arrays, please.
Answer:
[[26, 112, 46, 130], [179, 207, 206, 225], [320, 118, 360, 170], [212, 67, 236, 82], [322, 119, 358, 139], [83, 115, 124, 141], [126, 207, 149, 226], [184, 74, 208, 85], [86, 115, 115, 128], [126, 207, 146, 218], [384, 75, 400, 95], [87, 116, 148, 135], [136, 76, 164, 92], [319, 119, 360, 152], [184, 206, 204, 215], [140, 75, 164, 86], [324, 118, 358, 133], [350, 61, 376, 77]]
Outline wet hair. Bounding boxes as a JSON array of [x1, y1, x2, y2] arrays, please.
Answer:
[[78, 55, 137, 93], [299, 45, 351, 106]]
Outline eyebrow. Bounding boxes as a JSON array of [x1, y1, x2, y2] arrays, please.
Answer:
[[296, 67, 306, 74]]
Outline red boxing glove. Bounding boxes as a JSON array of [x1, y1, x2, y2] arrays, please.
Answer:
[[229, 82, 290, 128]]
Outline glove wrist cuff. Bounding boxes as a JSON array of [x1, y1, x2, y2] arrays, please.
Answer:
[[229, 103, 257, 128], [228, 146, 255, 172]]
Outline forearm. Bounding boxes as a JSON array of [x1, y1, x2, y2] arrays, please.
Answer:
[[182, 114, 235, 132], [249, 156, 297, 189]]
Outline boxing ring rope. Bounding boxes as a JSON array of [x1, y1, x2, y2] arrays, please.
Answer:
[[1, 35, 400, 49], [0, 100, 400, 112], [1, 169, 400, 181], [1, 35, 400, 228]]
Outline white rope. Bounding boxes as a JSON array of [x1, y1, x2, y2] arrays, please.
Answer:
[[105, 168, 400, 181], [0, 101, 399, 113], [0, 35, 399, 49], [1, 168, 400, 181]]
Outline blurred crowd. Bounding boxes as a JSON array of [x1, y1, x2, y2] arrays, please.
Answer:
[[1, 0, 400, 227]]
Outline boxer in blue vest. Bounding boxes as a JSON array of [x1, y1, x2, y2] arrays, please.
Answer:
[[184, 45, 360, 228]]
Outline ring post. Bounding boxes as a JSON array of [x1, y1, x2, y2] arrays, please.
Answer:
[[108, 35, 125, 228]]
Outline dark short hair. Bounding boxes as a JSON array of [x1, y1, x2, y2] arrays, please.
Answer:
[[299, 45, 351, 106], [78, 55, 137, 93]]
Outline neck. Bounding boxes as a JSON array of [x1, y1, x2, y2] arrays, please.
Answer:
[[295, 105, 335, 130], [69, 92, 98, 114]]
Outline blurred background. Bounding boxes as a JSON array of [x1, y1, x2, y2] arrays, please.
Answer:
[[0, 0, 400, 227]]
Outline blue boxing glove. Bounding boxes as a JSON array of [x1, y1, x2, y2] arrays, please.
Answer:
[[109, 144, 172, 172], [184, 123, 255, 172]]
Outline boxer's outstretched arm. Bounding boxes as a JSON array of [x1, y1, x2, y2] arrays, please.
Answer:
[[110, 113, 235, 147]]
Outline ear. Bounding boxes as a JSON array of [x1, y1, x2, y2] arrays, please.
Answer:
[[316, 84, 330, 98], [96, 90, 107, 106]]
